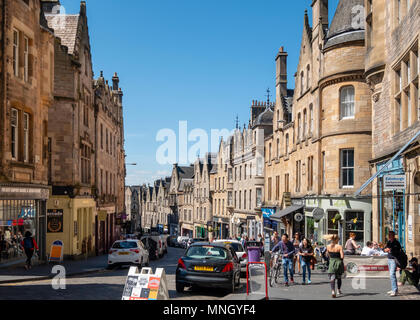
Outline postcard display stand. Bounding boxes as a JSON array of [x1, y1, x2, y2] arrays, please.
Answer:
[[122, 267, 169, 300]]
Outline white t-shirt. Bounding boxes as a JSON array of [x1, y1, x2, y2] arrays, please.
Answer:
[[361, 246, 375, 256]]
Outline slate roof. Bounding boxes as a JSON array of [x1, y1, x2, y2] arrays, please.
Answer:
[[45, 14, 79, 54], [178, 178, 193, 192], [177, 165, 195, 180], [324, 0, 365, 49]]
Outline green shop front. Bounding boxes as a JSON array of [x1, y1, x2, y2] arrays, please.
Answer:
[[304, 197, 372, 247]]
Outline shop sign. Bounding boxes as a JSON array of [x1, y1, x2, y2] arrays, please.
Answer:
[[19, 207, 36, 218], [47, 209, 64, 233], [383, 175, 406, 191], [122, 267, 169, 300]]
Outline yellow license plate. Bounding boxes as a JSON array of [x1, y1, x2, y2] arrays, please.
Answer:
[[194, 266, 214, 272], [118, 252, 129, 255]]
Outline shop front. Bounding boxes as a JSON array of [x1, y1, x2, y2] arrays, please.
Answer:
[[96, 205, 116, 255], [194, 224, 208, 238], [269, 204, 303, 238], [304, 197, 372, 247], [0, 184, 49, 266], [46, 195, 97, 259], [180, 223, 193, 238], [231, 213, 248, 238], [376, 157, 406, 249], [211, 217, 230, 240]]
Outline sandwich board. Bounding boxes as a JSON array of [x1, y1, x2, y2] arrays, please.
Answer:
[[122, 266, 169, 300], [49, 240, 64, 263]]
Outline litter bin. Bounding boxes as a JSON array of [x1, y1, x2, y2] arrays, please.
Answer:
[[246, 241, 262, 263]]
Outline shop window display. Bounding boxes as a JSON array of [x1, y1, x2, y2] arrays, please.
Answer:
[[0, 200, 37, 263]]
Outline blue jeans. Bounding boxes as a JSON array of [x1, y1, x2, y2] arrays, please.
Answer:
[[282, 258, 294, 283], [388, 258, 398, 293], [302, 260, 311, 282]]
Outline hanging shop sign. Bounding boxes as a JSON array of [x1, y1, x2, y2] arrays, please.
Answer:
[[312, 208, 325, 221], [47, 209, 64, 233], [383, 175, 406, 191], [408, 215, 413, 241], [294, 213, 303, 222]]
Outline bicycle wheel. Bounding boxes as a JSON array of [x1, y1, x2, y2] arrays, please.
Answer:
[[274, 265, 280, 284], [269, 266, 276, 287]]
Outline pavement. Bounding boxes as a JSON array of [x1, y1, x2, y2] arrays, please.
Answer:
[[0, 254, 109, 284], [223, 268, 420, 301]]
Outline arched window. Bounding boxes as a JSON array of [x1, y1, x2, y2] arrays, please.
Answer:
[[285, 134, 289, 156], [276, 138, 280, 158], [303, 109, 307, 139], [340, 86, 355, 119]]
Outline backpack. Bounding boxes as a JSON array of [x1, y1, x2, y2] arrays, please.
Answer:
[[395, 249, 408, 270], [23, 237, 34, 249]]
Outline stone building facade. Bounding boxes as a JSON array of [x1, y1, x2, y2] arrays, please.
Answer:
[[209, 140, 230, 239], [0, 0, 54, 264], [192, 154, 216, 239], [178, 179, 194, 238], [264, 0, 373, 246], [93, 71, 125, 253], [364, 0, 420, 257]]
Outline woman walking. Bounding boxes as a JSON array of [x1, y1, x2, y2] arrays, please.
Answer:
[[324, 234, 344, 298], [298, 238, 314, 284], [293, 232, 301, 274]]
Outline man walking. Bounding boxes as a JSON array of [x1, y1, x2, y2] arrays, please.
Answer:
[[384, 231, 402, 296], [272, 233, 295, 286]]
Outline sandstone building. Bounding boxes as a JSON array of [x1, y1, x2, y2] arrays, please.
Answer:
[[264, 0, 373, 246], [0, 0, 54, 264], [363, 0, 420, 257]]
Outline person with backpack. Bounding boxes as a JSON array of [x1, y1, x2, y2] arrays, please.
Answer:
[[399, 257, 419, 289], [384, 231, 405, 296], [20, 231, 39, 270]]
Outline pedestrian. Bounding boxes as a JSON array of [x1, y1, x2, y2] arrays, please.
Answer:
[[271, 233, 295, 286], [324, 234, 344, 298], [384, 231, 403, 296], [344, 232, 360, 255], [20, 231, 39, 270], [398, 257, 419, 289], [293, 232, 302, 274], [298, 238, 314, 284]]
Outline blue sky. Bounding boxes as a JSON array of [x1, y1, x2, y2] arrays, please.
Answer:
[[60, 0, 340, 185]]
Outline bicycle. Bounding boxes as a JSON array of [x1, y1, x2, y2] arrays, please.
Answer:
[[269, 252, 282, 287]]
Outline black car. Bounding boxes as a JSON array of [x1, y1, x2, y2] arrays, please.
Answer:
[[187, 238, 208, 247], [175, 242, 242, 293]]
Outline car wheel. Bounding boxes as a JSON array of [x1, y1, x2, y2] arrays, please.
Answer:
[[106, 264, 114, 270], [176, 282, 184, 293]]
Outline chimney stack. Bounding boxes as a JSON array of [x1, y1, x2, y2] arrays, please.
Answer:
[[276, 47, 288, 97]]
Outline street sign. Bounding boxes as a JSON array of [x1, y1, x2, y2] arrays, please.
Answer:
[[383, 175, 406, 191], [122, 267, 169, 300]]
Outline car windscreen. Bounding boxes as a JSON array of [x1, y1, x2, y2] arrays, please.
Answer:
[[112, 241, 138, 249], [186, 246, 228, 260]]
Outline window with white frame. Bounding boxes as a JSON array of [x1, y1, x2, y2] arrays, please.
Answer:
[[340, 86, 355, 119], [24, 37, 29, 82], [11, 108, 18, 160], [23, 113, 29, 162], [340, 149, 354, 188], [13, 30, 19, 77]]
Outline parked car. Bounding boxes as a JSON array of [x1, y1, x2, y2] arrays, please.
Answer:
[[107, 240, 149, 269], [167, 235, 178, 247], [175, 242, 241, 294], [214, 239, 247, 273], [177, 236, 190, 246]]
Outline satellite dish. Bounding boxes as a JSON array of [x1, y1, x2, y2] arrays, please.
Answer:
[[313, 208, 325, 221], [294, 213, 303, 222]]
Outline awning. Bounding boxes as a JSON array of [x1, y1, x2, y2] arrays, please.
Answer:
[[269, 205, 304, 221]]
